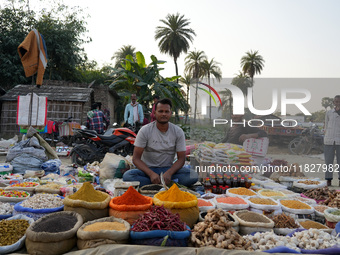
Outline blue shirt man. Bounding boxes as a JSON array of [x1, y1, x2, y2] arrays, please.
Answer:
[[124, 94, 143, 125]]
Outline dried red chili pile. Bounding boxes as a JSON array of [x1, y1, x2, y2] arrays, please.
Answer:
[[131, 205, 186, 232]]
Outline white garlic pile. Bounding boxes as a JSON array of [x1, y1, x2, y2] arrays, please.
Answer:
[[0, 201, 14, 215], [244, 231, 301, 252], [244, 229, 340, 252], [21, 193, 63, 209]]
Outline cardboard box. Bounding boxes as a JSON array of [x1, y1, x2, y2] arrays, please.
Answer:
[[243, 137, 269, 157]]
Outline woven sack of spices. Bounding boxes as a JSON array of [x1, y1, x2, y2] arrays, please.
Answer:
[[77, 216, 130, 249], [279, 199, 314, 219], [233, 210, 274, 235], [109, 186, 153, 225], [63, 182, 111, 222], [247, 196, 282, 217], [25, 211, 83, 255], [153, 184, 198, 228]]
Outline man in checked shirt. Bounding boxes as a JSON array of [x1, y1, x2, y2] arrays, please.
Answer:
[[86, 103, 109, 134]]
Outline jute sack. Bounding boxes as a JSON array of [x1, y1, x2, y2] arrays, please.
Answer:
[[233, 210, 274, 235], [63, 193, 111, 222], [77, 216, 130, 249], [25, 211, 83, 255]]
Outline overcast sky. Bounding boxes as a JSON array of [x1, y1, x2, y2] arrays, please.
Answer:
[[16, 0, 340, 79]]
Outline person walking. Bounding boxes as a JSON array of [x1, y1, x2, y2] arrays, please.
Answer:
[[324, 95, 340, 186], [124, 94, 144, 126], [86, 103, 109, 134]]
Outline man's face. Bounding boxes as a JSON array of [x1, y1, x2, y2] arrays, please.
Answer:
[[131, 95, 137, 104], [155, 103, 171, 124], [334, 97, 340, 109], [231, 114, 244, 122]]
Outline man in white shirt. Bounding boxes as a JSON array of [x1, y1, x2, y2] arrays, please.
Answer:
[[124, 94, 143, 126], [324, 95, 340, 186], [123, 98, 198, 187]]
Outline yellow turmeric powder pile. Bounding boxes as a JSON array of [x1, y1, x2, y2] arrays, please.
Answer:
[[83, 222, 126, 232], [68, 182, 107, 202], [229, 187, 256, 196], [156, 184, 195, 202], [280, 200, 311, 210]]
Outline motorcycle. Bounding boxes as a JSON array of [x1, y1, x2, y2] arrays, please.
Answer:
[[70, 123, 140, 166], [288, 125, 324, 155]]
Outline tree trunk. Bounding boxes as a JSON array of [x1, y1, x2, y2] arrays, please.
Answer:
[[194, 80, 198, 123], [208, 74, 211, 122], [174, 58, 179, 83]]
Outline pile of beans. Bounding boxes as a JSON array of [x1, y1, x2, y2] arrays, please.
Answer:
[[260, 191, 285, 197], [0, 219, 29, 246], [216, 197, 247, 204], [229, 188, 256, 196], [21, 194, 63, 209], [249, 198, 277, 205], [314, 205, 329, 213], [299, 220, 327, 229], [236, 211, 271, 223], [280, 200, 311, 210], [84, 222, 126, 232], [32, 214, 77, 233]]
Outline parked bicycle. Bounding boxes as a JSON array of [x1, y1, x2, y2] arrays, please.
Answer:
[[288, 125, 324, 155]]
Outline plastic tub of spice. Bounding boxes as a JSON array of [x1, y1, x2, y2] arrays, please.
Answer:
[[272, 213, 302, 235], [25, 211, 84, 255], [279, 199, 314, 220], [213, 195, 249, 213], [77, 216, 130, 249], [0, 214, 34, 254], [324, 208, 340, 229], [297, 219, 332, 233], [247, 196, 282, 217], [226, 187, 257, 198], [233, 210, 274, 235]]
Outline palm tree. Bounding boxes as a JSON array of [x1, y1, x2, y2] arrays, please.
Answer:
[[231, 71, 252, 97], [240, 50, 265, 87], [184, 50, 207, 123], [179, 74, 193, 123], [155, 13, 196, 81], [202, 58, 222, 121], [111, 45, 136, 68]]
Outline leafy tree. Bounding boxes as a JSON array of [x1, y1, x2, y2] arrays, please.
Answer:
[[111, 45, 136, 69], [201, 58, 222, 120], [240, 50, 264, 87], [231, 71, 252, 97], [155, 13, 196, 81], [108, 51, 188, 123], [311, 110, 326, 123], [184, 50, 207, 123], [321, 97, 333, 111], [0, 0, 91, 90]]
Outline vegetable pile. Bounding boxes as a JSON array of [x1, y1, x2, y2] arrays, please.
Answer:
[[303, 187, 337, 201], [131, 205, 186, 232], [191, 209, 253, 250]]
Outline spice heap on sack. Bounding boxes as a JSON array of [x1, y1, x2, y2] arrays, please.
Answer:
[[294, 196, 316, 205], [314, 205, 330, 214], [191, 209, 253, 250], [83, 222, 127, 232], [32, 213, 77, 233], [0, 201, 14, 215], [249, 197, 277, 205], [131, 205, 186, 232], [272, 214, 299, 229], [260, 190, 285, 197], [216, 197, 247, 204], [156, 184, 194, 202], [299, 220, 328, 229], [320, 191, 340, 208], [303, 187, 337, 201], [113, 186, 150, 205], [235, 211, 271, 223], [198, 199, 213, 207], [229, 188, 256, 196], [0, 219, 29, 246], [21, 194, 63, 209], [330, 210, 340, 215], [280, 200, 311, 210], [298, 180, 320, 185], [68, 182, 107, 202]]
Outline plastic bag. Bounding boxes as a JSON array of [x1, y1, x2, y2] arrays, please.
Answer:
[[6, 137, 47, 162], [99, 153, 131, 184], [41, 159, 62, 174]]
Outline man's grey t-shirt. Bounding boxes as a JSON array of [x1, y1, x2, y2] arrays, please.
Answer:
[[134, 121, 186, 168]]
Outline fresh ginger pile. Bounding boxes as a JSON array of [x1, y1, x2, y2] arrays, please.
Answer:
[[191, 209, 253, 250]]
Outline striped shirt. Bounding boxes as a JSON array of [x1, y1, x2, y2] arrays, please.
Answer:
[[324, 109, 340, 145]]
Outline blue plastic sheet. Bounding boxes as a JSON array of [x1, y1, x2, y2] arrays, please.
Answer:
[[264, 246, 301, 254], [14, 196, 64, 214], [130, 225, 191, 240], [0, 214, 12, 220], [335, 221, 340, 234]]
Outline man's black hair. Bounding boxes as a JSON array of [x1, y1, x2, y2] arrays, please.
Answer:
[[91, 103, 98, 110], [153, 95, 160, 100], [155, 98, 172, 111]]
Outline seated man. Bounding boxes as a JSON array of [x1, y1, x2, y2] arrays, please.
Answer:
[[123, 98, 198, 187], [221, 114, 267, 145]]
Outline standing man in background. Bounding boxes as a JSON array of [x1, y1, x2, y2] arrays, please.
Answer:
[[150, 95, 160, 122], [86, 103, 109, 134], [124, 94, 144, 126], [324, 95, 340, 186]]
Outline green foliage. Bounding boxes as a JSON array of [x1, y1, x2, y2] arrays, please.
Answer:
[[0, 0, 91, 90], [240, 50, 265, 85], [321, 97, 333, 110], [190, 125, 225, 143], [311, 110, 326, 123]]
